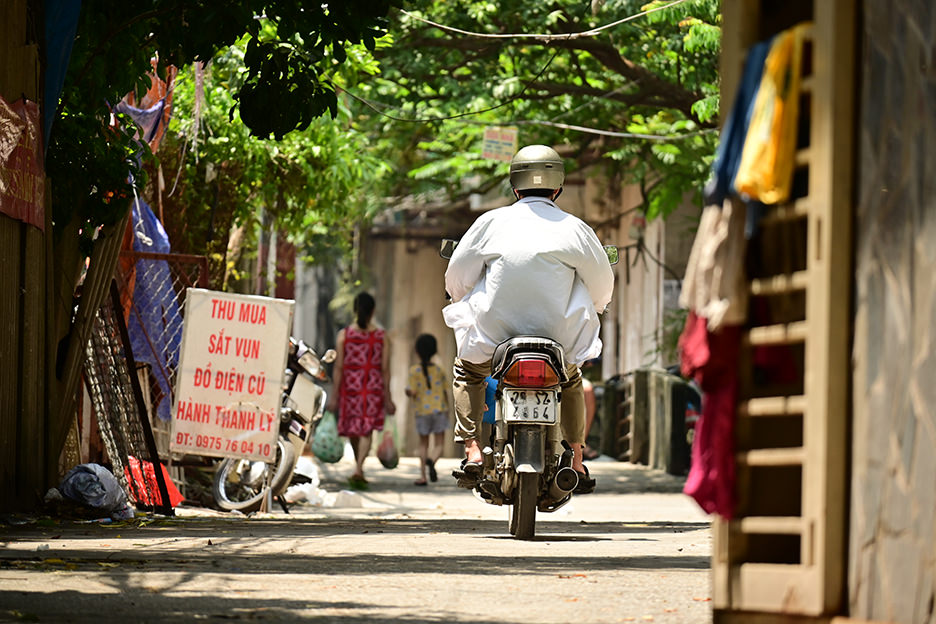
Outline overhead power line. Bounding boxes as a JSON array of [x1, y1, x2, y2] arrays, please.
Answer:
[[340, 0, 702, 126], [511, 119, 717, 140], [400, 0, 694, 40], [339, 87, 714, 141]]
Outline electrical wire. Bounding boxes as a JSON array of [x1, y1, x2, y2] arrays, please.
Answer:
[[510, 119, 717, 140], [341, 86, 714, 140], [337, 40, 561, 122], [400, 0, 694, 41], [341, 0, 704, 127]]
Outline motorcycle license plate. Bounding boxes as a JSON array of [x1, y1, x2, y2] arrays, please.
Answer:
[[503, 389, 558, 424]]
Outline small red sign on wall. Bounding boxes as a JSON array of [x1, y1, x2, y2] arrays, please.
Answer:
[[0, 95, 45, 231]]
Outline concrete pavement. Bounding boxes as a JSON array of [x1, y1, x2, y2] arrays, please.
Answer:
[[0, 456, 713, 623]]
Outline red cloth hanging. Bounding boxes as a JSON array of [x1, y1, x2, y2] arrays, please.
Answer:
[[679, 311, 741, 519]]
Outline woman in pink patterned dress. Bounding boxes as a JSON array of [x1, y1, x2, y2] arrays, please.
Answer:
[[327, 292, 395, 489]]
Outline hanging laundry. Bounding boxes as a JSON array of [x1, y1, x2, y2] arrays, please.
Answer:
[[679, 311, 741, 519], [733, 22, 811, 205], [679, 197, 749, 331], [677, 199, 747, 520], [115, 99, 166, 145], [678, 22, 814, 519], [704, 38, 772, 207]]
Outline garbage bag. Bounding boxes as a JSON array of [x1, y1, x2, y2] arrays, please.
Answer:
[[311, 411, 344, 463], [377, 430, 399, 469], [59, 463, 134, 519]]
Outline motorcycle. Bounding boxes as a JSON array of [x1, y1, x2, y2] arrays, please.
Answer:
[[212, 337, 335, 513], [441, 239, 619, 540]]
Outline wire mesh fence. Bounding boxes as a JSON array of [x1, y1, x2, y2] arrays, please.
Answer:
[[83, 283, 174, 514], [116, 251, 209, 453]]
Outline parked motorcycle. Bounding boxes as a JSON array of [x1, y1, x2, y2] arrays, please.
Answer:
[[441, 239, 619, 540], [212, 338, 335, 513]]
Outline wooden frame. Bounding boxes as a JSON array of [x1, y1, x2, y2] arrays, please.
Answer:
[[713, 0, 856, 617]]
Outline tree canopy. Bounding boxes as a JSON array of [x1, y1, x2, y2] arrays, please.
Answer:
[[48, 0, 720, 271], [158, 38, 392, 284], [39, 1, 401, 458], [47, 0, 399, 250], [352, 0, 721, 219]]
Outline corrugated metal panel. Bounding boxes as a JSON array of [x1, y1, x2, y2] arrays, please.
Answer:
[[20, 224, 47, 503], [0, 217, 23, 503], [1, 0, 48, 511]]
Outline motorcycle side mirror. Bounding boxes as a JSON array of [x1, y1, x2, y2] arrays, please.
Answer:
[[604, 245, 619, 265], [322, 349, 337, 364], [440, 239, 458, 259]]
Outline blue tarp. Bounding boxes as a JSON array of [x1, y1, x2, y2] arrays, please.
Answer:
[[43, 0, 82, 152], [128, 198, 182, 421]]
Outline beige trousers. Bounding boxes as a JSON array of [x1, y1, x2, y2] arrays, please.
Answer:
[[452, 358, 585, 445]]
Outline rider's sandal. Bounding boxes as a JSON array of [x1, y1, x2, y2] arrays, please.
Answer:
[[452, 459, 483, 489], [573, 465, 596, 494], [462, 459, 482, 476]]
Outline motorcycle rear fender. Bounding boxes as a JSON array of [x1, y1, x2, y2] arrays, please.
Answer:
[[513, 426, 545, 473], [491, 336, 567, 382]]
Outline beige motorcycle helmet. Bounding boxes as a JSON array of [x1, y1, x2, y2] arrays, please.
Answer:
[[509, 144, 565, 195]]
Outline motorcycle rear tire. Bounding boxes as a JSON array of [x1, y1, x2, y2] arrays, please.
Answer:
[[212, 437, 296, 512], [509, 472, 538, 540]]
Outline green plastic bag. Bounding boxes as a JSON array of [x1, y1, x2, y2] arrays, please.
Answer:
[[311, 411, 344, 463]]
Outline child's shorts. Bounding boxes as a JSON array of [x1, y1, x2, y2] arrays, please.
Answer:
[[415, 410, 450, 435]]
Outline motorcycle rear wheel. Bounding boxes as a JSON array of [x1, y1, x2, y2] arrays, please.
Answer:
[[212, 437, 296, 512], [509, 472, 538, 540]]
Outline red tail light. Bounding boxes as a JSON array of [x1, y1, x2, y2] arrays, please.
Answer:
[[502, 358, 560, 387]]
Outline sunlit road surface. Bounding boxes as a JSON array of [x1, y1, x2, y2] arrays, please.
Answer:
[[0, 457, 712, 623]]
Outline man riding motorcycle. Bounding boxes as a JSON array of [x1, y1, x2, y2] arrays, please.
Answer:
[[443, 144, 615, 493]]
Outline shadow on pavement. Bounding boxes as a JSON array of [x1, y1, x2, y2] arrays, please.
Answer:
[[0, 588, 613, 624]]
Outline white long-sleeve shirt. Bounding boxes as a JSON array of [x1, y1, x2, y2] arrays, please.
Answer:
[[443, 196, 615, 365]]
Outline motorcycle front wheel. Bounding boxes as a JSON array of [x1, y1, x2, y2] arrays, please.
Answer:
[[212, 437, 296, 512], [509, 472, 538, 540]]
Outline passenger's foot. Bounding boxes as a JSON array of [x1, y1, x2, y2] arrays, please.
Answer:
[[461, 458, 482, 475], [583, 445, 600, 460], [452, 459, 482, 488], [573, 465, 596, 494], [464, 439, 483, 465]]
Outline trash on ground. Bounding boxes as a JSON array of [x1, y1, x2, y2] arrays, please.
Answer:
[[45, 463, 135, 520]]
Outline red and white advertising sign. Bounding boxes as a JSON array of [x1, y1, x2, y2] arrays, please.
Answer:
[[170, 289, 294, 462], [482, 126, 518, 162], [0, 96, 45, 231]]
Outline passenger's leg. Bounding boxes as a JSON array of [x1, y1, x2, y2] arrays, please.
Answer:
[[559, 364, 586, 472], [559, 363, 596, 492], [452, 358, 490, 465]]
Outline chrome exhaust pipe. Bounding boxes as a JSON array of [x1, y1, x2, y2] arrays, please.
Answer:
[[549, 466, 579, 499]]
